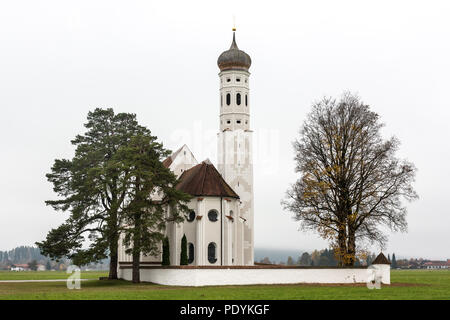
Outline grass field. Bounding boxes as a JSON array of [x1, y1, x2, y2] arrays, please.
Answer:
[[0, 271, 106, 281], [0, 270, 448, 300]]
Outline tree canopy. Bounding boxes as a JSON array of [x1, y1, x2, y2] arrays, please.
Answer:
[[283, 93, 418, 266]]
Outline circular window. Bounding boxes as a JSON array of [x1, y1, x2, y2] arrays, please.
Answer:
[[208, 242, 217, 264], [208, 210, 218, 222], [186, 210, 195, 222]]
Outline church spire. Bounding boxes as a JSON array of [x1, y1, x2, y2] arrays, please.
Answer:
[[230, 31, 238, 50]]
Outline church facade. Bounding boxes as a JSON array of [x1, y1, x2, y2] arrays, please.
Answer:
[[117, 30, 254, 267]]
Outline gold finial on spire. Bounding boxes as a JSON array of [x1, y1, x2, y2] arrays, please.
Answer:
[[232, 15, 236, 31]]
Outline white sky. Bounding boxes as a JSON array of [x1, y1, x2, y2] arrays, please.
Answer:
[[0, 0, 449, 259]]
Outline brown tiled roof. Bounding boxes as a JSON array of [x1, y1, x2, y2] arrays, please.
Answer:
[[176, 161, 239, 199], [372, 252, 391, 265], [162, 156, 172, 168]]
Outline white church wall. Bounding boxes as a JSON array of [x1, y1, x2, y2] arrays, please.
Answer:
[[169, 145, 198, 178], [203, 197, 222, 265], [118, 267, 390, 287], [181, 200, 197, 258]]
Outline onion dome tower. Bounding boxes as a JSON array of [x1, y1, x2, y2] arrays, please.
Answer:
[[217, 32, 252, 71], [217, 29, 254, 265]]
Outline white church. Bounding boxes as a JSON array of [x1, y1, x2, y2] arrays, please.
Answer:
[[118, 29, 255, 268], [117, 30, 391, 286]]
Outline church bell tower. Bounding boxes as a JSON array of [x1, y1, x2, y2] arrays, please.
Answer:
[[217, 29, 254, 265]]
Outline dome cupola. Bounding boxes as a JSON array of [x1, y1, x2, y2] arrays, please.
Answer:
[[217, 31, 251, 71]]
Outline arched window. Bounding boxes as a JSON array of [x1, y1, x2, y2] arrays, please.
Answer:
[[226, 93, 231, 106], [245, 94, 248, 106], [208, 209, 218, 222], [236, 93, 241, 105], [229, 210, 233, 216], [186, 210, 195, 222], [188, 243, 194, 264], [221, 94, 223, 107], [208, 242, 217, 264]]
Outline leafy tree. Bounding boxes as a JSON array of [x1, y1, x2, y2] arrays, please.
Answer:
[[28, 260, 38, 271], [117, 134, 190, 283], [180, 234, 188, 265], [311, 250, 321, 266], [260, 257, 271, 264], [36, 108, 154, 279], [287, 256, 295, 266], [282, 93, 418, 266], [318, 248, 338, 266], [298, 252, 312, 266], [162, 236, 170, 266], [318, 255, 330, 266]]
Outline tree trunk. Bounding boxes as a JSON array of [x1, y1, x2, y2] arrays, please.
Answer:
[[108, 234, 119, 280], [132, 213, 142, 283], [108, 207, 120, 280], [132, 248, 140, 283], [337, 218, 347, 267], [346, 229, 356, 267], [337, 223, 347, 267]]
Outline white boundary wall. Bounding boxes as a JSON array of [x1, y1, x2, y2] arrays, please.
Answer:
[[118, 266, 390, 287]]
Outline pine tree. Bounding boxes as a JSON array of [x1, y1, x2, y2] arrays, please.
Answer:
[[36, 109, 157, 279], [180, 234, 188, 265], [162, 236, 170, 266], [392, 253, 397, 269], [117, 134, 190, 283]]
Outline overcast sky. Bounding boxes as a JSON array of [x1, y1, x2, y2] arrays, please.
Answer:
[[0, 0, 449, 259]]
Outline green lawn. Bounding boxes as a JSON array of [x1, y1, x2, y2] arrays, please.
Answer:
[[0, 271, 107, 281], [0, 270, 449, 300]]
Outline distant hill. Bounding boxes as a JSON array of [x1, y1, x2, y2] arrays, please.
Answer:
[[254, 247, 303, 264]]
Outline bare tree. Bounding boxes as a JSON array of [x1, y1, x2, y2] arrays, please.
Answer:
[[282, 93, 418, 266]]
